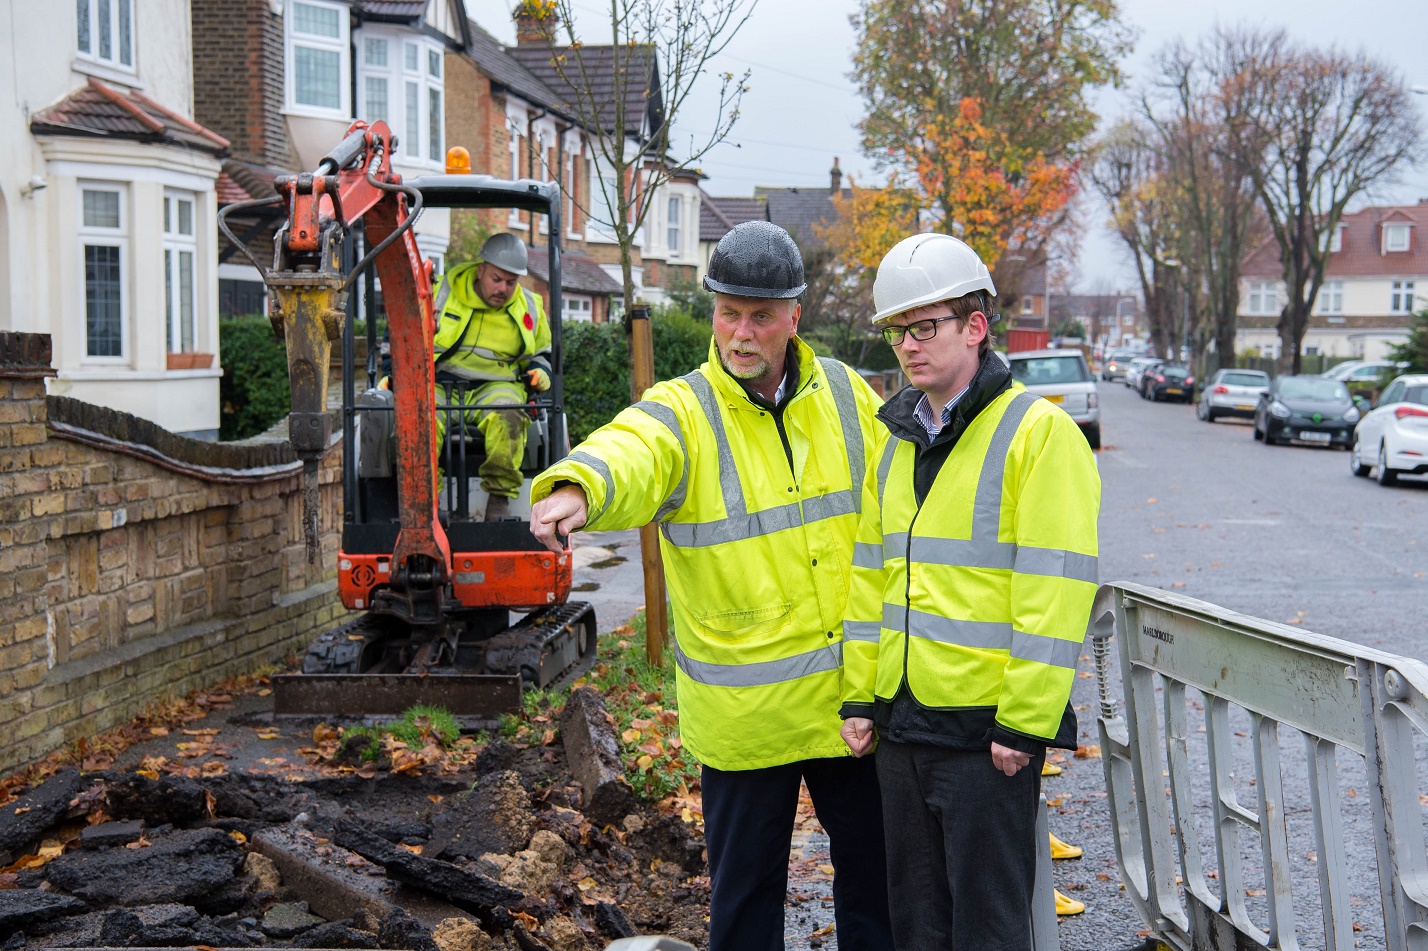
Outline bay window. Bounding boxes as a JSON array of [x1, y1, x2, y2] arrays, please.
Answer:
[[80, 185, 127, 360]]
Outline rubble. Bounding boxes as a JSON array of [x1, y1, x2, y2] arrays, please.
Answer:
[[559, 688, 636, 826], [426, 770, 535, 860], [0, 690, 713, 950], [0, 770, 82, 863]]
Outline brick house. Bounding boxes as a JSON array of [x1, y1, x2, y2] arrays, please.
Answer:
[[192, 0, 468, 320], [0, 0, 230, 438], [1237, 200, 1428, 361]]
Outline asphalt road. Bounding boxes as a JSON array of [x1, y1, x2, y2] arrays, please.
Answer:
[[1054, 378, 1428, 951], [573, 378, 1428, 949]]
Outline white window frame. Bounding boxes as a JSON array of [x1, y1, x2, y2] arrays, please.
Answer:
[[1384, 223, 1411, 253], [507, 124, 527, 228], [355, 29, 444, 168], [1247, 280, 1280, 316], [163, 189, 198, 355], [76, 0, 135, 73], [1329, 226, 1344, 253], [1318, 279, 1344, 315], [1391, 279, 1417, 315], [564, 294, 593, 323], [285, 0, 350, 120], [1020, 295, 1034, 315], [666, 195, 681, 255], [79, 182, 129, 364]]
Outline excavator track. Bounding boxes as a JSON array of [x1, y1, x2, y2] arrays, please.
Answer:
[[271, 602, 597, 724]]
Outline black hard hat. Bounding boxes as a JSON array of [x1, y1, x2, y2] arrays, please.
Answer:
[[703, 221, 807, 299]]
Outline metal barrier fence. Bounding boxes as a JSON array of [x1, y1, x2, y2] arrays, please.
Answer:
[[1090, 582, 1428, 951]]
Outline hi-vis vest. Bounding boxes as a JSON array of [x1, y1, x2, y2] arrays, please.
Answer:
[[842, 386, 1101, 742], [431, 262, 550, 383], [532, 337, 885, 771]]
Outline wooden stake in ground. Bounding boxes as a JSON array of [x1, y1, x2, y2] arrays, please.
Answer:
[[625, 305, 668, 663]]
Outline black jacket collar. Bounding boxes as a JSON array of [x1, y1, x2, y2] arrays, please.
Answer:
[[878, 350, 1014, 450]]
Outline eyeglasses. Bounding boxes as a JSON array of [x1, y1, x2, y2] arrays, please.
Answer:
[[880, 315, 961, 346]]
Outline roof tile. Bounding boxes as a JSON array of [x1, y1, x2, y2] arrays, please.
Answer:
[[30, 78, 227, 155], [1241, 201, 1428, 280]]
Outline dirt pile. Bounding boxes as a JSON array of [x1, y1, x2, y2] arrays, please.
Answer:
[[0, 695, 711, 950]]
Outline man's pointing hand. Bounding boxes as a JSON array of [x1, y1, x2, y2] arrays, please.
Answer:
[[530, 484, 588, 552]]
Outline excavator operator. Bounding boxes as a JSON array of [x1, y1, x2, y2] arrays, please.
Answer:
[[430, 232, 551, 520]]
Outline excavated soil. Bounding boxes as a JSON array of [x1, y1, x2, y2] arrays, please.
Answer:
[[0, 717, 711, 951]]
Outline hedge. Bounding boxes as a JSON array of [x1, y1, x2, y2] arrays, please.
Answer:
[[562, 306, 711, 444], [219, 315, 291, 441]]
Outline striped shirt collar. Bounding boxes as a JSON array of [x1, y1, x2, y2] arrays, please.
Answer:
[[914, 386, 969, 437]]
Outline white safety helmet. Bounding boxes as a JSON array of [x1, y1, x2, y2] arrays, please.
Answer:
[[872, 233, 996, 324], [479, 232, 529, 276]]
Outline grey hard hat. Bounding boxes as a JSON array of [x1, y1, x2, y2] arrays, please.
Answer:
[[703, 221, 807, 299], [479, 232, 529, 276]]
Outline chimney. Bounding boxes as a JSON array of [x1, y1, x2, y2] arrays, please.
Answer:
[[830, 156, 842, 194], [514, 0, 558, 46]]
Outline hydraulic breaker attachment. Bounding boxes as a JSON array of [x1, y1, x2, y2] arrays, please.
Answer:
[[268, 172, 348, 562]]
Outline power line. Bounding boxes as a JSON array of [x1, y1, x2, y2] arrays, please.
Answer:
[[718, 53, 857, 93]]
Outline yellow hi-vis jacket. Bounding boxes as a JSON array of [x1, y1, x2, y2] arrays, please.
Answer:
[[532, 337, 885, 770], [842, 384, 1101, 744], [432, 262, 551, 384]]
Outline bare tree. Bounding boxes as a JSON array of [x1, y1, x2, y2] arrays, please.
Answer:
[[1088, 121, 1184, 361], [1230, 36, 1422, 373], [1144, 30, 1269, 375], [533, 0, 756, 312]]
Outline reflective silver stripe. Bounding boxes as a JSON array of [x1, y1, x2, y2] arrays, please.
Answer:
[[435, 365, 515, 382], [1014, 546, 1099, 584], [972, 392, 1038, 539], [907, 607, 1012, 650], [852, 542, 883, 569], [912, 536, 1016, 571], [435, 279, 451, 312], [672, 638, 843, 687], [1010, 630, 1083, 670], [843, 620, 881, 642], [882, 532, 908, 561], [802, 488, 857, 524], [882, 601, 905, 632], [684, 372, 748, 520], [876, 439, 897, 508], [819, 358, 865, 514], [449, 344, 510, 361], [634, 400, 689, 522], [662, 501, 800, 548], [566, 451, 615, 520]]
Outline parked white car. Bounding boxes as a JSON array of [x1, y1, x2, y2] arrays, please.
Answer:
[[1196, 368, 1270, 422], [1350, 374, 1428, 486], [1008, 349, 1100, 449], [1124, 357, 1162, 392]]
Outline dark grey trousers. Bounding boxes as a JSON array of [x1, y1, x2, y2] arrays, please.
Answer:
[[876, 740, 1044, 951]]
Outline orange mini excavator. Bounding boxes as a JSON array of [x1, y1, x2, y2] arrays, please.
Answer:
[[219, 121, 595, 722]]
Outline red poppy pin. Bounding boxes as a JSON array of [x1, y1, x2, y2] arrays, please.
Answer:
[[523, 314, 534, 330]]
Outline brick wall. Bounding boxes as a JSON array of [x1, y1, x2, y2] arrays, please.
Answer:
[[0, 333, 348, 775], [193, 0, 297, 168]]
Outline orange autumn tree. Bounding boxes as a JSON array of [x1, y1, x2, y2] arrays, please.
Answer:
[[915, 98, 1078, 273]]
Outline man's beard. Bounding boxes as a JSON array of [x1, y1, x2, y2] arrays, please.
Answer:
[[717, 341, 771, 382]]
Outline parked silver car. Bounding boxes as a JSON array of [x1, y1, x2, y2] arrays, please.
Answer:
[[1008, 348, 1101, 449], [1196, 368, 1271, 422], [1124, 357, 1162, 392]]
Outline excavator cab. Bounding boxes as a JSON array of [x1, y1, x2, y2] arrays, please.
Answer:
[[220, 126, 596, 723]]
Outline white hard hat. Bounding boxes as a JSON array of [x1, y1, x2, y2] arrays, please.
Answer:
[[871, 233, 996, 324], [479, 232, 529, 276]]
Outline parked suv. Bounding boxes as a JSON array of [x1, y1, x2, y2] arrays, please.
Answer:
[[1009, 349, 1101, 449]]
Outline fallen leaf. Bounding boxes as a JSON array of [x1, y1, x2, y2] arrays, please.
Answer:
[[513, 911, 541, 931], [125, 835, 152, 850], [1246, 888, 1265, 897], [812, 924, 834, 937], [1142, 553, 1157, 559], [256, 732, 281, 741], [183, 728, 220, 736], [621, 729, 641, 744], [345, 854, 368, 868], [636, 755, 654, 770], [1095, 873, 1113, 881], [229, 830, 248, 845], [428, 795, 444, 804], [313, 724, 341, 744], [256, 688, 273, 697], [542, 729, 557, 747], [398, 843, 423, 855], [1046, 797, 1064, 807], [204, 789, 218, 818], [1074, 745, 1101, 759], [356, 762, 379, 779], [817, 864, 835, 875], [149, 727, 170, 737], [11, 807, 29, 816], [1147, 498, 1157, 503]]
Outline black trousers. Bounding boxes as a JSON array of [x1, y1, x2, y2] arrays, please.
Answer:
[[702, 755, 894, 951], [876, 741, 1044, 951]]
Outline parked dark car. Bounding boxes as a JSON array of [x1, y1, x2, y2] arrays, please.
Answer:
[[1253, 375, 1360, 448], [1144, 365, 1195, 402]]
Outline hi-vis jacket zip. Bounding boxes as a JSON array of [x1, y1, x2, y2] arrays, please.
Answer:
[[533, 337, 885, 770]]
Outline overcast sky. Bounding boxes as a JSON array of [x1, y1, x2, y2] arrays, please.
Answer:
[[468, 0, 1428, 292]]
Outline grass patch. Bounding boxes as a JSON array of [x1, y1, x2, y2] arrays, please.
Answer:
[[341, 704, 464, 763]]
